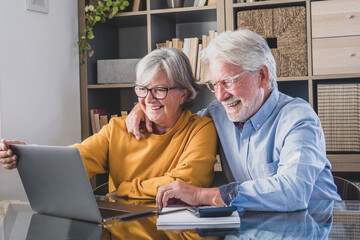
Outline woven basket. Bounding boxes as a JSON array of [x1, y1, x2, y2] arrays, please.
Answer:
[[317, 83, 360, 152], [237, 6, 307, 77]]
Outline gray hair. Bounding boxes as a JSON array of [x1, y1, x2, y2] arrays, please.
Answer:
[[201, 29, 277, 90], [136, 48, 199, 110]]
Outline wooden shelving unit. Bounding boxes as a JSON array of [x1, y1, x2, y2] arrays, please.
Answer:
[[78, 0, 359, 172]]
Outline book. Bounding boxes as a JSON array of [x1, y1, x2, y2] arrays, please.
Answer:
[[89, 109, 97, 135], [99, 115, 109, 129], [133, 0, 145, 11], [172, 38, 179, 49], [207, 0, 217, 6], [209, 30, 216, 41], [202, 32, 216, 83], [156, 207, 240, 230], [196, 43, 203, 80], [198, 0, 207, 7], [178, 41, 183, 51], [188, 38, 195, 73], [166, 40, 172, 48], [190, 37, 199, 75], [132, 0, 141, 11], [183, 38, 190, 57], [89, 109, 107, 134], [94, 113, 101, 133], [200, 34, 208, 83]]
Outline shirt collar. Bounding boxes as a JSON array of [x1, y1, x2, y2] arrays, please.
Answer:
[[248, 88, 279, 131], [234, 122, 244, 133]]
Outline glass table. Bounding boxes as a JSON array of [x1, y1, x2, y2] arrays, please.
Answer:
[[1, 196, 359, 239]]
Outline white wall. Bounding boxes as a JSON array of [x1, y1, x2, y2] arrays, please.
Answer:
[[0, 1, 81, 199]]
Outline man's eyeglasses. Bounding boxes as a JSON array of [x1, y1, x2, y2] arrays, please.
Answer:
[[205, 71, 249, 92], [134, 85, 178, 100]]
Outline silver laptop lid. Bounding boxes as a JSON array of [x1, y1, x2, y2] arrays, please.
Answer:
[[11, 144, 102, 222]]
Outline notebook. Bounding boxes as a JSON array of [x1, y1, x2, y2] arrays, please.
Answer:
[[157, 206, 240, 230], [10, 144, 157, 223]]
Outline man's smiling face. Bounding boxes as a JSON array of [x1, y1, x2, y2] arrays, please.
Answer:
[[209, 60, 267, 123]]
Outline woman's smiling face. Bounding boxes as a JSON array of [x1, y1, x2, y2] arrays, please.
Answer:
[[138, 70, 188, 133]]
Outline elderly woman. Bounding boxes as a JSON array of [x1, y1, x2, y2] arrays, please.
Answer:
[[0, 48, 217, 199]]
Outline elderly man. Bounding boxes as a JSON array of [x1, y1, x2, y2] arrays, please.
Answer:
[[127, 29, 341, 211]]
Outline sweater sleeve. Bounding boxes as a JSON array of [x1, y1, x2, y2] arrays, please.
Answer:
[[70, 125, 110, 179], [116, 120, 218, 199]]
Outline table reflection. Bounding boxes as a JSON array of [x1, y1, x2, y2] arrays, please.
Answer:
[[26, 213, 102, 240], [2, 199, 360, 239], [222, 200, 333, 240], [103, 198, 216, 239]]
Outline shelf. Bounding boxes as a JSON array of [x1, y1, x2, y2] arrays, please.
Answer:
[[232, 0, 307, 8], [88, 83, 135, 89], [109, 14, 147, 28], [150, 5, 217, 14], [277, 76, 311, 82], [114, 10, 148, 17], [328, 154, 360, 172], [150, 8, 217, 23], [311, 74, 360, 81]]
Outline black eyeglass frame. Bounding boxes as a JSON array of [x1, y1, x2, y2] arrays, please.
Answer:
[[134, 85, 178, 100]]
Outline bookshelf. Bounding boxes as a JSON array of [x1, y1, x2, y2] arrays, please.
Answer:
[[225, 0, 360, 172], [78, 0, 359, 172], [78, 0, 225, 140]]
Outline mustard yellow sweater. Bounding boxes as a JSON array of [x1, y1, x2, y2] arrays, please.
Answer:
[[72, 110, 217, 199]]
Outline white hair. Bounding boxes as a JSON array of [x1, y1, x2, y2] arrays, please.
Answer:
[[201, 29, 277, 90], [136, 48, 199, 110]]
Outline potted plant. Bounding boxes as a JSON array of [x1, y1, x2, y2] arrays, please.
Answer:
[[78, 0, 130, 65]]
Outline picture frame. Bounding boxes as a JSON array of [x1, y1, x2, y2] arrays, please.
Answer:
[[26, 0, 49, 14]]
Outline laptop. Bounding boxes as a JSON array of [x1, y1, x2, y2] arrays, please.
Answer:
[[10, 144, 157, 223]]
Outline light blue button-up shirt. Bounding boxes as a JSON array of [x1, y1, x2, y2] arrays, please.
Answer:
[[198, 88, 341, 211]]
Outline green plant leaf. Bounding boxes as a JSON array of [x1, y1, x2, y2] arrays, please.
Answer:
[[87, 31, 94, 39], [79, 0, 129, 60]]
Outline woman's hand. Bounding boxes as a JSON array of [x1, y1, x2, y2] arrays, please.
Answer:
[[125, 103, 153, 140], [0, 139, 26, 170]]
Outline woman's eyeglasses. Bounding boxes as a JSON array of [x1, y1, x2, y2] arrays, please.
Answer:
[[134, 86, 178, 100]]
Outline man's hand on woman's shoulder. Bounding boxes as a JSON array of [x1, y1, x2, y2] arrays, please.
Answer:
[[125, 103, 153, 140]]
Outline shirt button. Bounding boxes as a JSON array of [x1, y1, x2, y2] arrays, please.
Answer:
[[256, 124, 260, 128], [242, 139, 248, 143]]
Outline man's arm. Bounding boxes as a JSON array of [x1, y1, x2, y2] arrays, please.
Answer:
[[156, 180, 224, 211], [125, 103, 210, 140]]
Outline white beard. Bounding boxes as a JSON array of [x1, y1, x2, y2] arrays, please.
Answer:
[[222, 92, 264, 123]]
